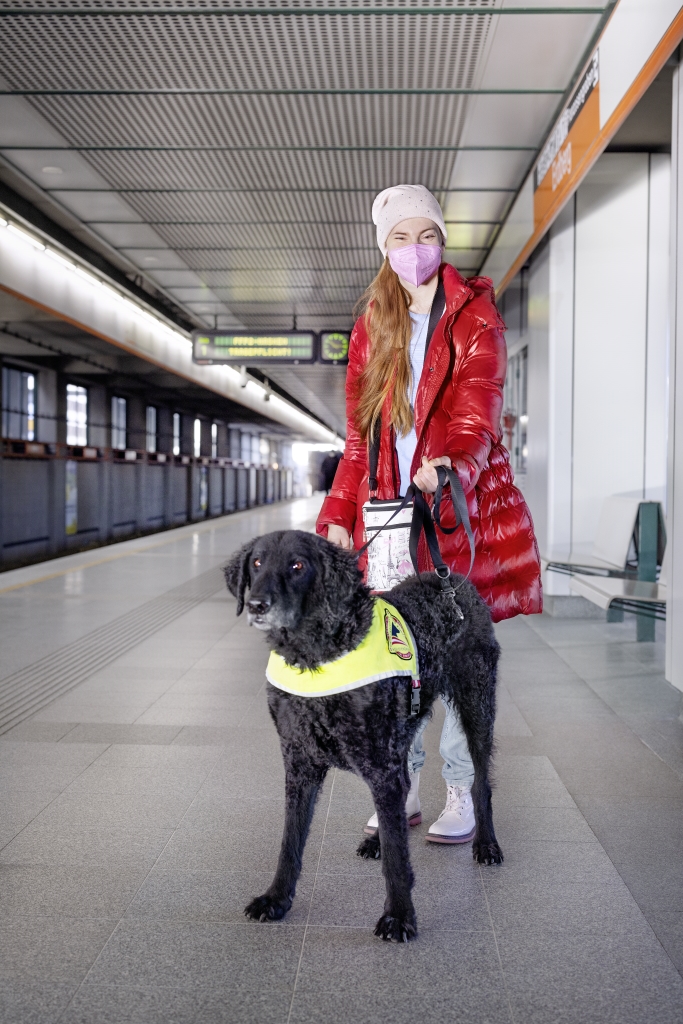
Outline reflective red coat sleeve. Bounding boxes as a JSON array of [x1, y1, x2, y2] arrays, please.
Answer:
[[444, 319, 507, 490]]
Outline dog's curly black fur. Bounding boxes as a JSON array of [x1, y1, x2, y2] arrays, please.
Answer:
[[224, 530, 502, 942]]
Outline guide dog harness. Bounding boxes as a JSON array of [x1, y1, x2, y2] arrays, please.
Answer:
[[266, 598, 421, 713]]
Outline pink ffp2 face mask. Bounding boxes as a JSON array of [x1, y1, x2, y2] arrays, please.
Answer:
[[387, 243, 442, 287]]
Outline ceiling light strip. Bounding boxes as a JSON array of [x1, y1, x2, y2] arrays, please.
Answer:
[[3, 144, 536, 152], [0, 215, 342, 441], [51, 186, 517, 193], [0, 7, 611, 17], [2, 87, 563, 96], [89, 219, 502, 227]]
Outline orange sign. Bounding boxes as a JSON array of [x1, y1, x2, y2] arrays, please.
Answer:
[[533, 52, 600, 231]]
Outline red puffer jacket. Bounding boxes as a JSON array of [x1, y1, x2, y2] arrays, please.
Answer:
[[316, 263, 542, 622]]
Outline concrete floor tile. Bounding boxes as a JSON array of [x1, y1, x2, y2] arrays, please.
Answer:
[[292, 928, 507, 1018], [125, 866, 312, 925], [60, 723, 183, 745], [649, 912, 683, 973], [167, 675, 261, 697], [171, 725, 238, 746], [0, 980, 79, 1024], [153, 824, 321, 876], [1, 721, 77, 742], [34, 702, 154, 725], [0, 824, 173, 869], [85, 919, 304, 993], [0, 739, 106, 767], [135, 702, 254, 727], [60, 982, 204, 1024], [479, 839, 618, 887], [34, 790, 194, 829], [0, 784, 64, 820], [493, 805, 598, 844], [487, 876, 649, 935], [554, 645, 669, 682], [180, 798, 330, 842], [64, 765, 211, 801], [95, 743, 223, 769], [498, 928, 683, 1023], [0, 864, 148, 917], [0, 915, 116, 982], [493, 618, 548, 650], [289, 986, 509, 1024]]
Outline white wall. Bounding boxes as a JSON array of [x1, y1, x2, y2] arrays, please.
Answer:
[[666, 61, 683, 691], [572, 153, 650, 545], [525, 240, 550, 562], [646, 154, 671, 502], [545, 201, 577, 594], [519, 151, 670, 585]]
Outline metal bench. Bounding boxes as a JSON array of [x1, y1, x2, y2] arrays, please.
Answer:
[[543, 497, 666, 641]]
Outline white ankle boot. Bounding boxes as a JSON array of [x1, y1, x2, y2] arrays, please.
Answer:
[[426, 783, 475, 844], [364, 773, 422, 836]]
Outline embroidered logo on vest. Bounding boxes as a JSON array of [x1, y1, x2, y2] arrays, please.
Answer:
[[384, 608, 413, 661]]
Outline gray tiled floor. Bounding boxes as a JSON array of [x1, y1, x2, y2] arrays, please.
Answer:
[[1, 496, 683, 1023]]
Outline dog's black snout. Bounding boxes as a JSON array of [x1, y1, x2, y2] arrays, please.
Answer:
[[247, 596, 272, 616]]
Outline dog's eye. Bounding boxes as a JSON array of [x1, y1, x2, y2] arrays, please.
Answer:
[[253, 558, 261, 569], [291, 561, 304, 571]]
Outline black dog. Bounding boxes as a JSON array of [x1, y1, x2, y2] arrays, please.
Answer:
[[224, 529, 502, 942]]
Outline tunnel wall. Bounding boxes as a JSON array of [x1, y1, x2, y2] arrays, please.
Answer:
[[0, 442, 294, 569]]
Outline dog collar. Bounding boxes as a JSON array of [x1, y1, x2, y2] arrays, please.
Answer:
[[266, 598, 420, 700]]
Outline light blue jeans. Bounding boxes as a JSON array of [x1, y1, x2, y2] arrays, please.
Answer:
[[408, 699, 475, 787]]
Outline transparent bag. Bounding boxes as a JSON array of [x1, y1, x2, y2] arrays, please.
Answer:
[[362, 498, 415, 592]]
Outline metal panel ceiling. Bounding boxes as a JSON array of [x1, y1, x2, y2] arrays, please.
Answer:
[[0, 0, 606, 435]]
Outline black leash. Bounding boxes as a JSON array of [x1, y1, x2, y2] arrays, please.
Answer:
[[358, 465, 476, 619]]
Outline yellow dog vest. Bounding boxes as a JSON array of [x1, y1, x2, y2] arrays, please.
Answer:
[[266, 598, 420, 698]]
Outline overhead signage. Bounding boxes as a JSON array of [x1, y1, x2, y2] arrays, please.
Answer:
[[319, 331, 350, 365], [533, 52, 600, 230], [483, 0, 683, 296], [193, 331, 316, 365]]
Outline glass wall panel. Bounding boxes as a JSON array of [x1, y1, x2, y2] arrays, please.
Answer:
[[111, 396, 127, 449], [66, 383, 88, 446]]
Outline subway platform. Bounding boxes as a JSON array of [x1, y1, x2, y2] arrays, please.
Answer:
[[1, 496, 682, 1024]]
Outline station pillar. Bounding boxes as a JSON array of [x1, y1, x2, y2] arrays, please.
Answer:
[[667, 55, 683, 692]]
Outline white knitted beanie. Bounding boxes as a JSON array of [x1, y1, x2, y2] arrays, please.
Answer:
[[372, 184, 447, 255]]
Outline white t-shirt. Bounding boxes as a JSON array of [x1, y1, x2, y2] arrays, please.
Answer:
[[395, 311, 430, 496]]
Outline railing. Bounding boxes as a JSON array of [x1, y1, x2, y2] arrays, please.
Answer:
[[0, 439, 294, 568]]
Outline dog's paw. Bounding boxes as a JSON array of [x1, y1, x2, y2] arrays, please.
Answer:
[[244, 894, 291, 922], [356, 835, 381, 860], [373, 912, 418, 943], [472, 839, 504, 865]]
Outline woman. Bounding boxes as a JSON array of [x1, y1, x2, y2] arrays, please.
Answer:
[[316, 184, 542, 843]]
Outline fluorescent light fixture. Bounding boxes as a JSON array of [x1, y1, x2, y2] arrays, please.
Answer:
[[0, 214, 341, 444], [74, 265, 102, 287], [46, 247, 75, 270], [7, 224, 45, 250]]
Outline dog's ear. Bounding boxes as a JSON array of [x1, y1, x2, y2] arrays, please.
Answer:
[[223, 539, 255, 615]]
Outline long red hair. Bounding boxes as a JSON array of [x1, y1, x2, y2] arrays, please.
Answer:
[[353, 258, 414, 441]]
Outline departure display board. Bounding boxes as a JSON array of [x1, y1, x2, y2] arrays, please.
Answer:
[[193, 331, 316, 365], [319, 331, 350, 365]]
